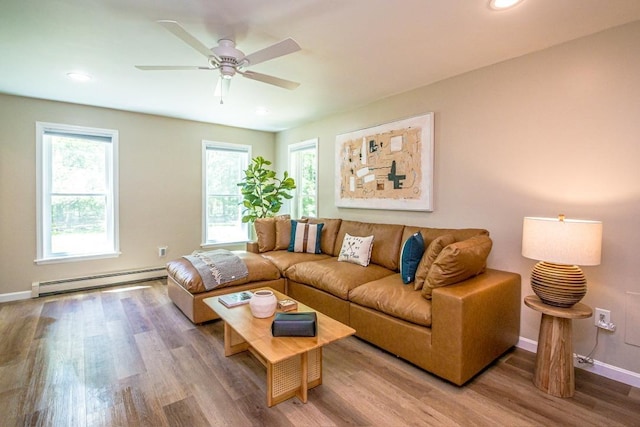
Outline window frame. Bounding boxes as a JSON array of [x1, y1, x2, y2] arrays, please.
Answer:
[[288, 138, 319, 219], [35, 121, 119, 264], [201, 140, 252, 246]]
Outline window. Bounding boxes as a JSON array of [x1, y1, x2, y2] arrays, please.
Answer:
[[203, 141, 251, 245], [36, 122, 119, 263], [288, 139, 318, 218]]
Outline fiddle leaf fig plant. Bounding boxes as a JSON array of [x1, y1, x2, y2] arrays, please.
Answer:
[[238, 156, 296, 223]]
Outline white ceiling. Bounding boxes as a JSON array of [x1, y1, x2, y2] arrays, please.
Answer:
[[2, 0, 640, 132]]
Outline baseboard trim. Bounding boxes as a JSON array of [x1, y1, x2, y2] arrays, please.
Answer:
[[0, 291, 33, 303], [517, 337, 640, 388], [0, 267, 168, 303], [32, 267, 167, 297]]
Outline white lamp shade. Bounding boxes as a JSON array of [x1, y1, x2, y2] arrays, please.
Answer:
[[522, 216, 602, 266]]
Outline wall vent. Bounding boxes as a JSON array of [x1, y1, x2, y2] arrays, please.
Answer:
[[31, 266, 167, 297]]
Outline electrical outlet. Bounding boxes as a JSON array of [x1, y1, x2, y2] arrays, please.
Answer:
[[595, 307, 616, 331], [595, 308, 610, 326], [158, 246, 167, 257]]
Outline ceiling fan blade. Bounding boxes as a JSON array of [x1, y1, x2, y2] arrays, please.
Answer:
[[243, 38, 301, 67], [135, 65, 212, 71], [157, 20, 214, 59], [240, 70, 300, 90]]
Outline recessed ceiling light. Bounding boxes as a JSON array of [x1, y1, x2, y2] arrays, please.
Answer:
[[489, 0, 524, 10], [66, 72, 92, 82]]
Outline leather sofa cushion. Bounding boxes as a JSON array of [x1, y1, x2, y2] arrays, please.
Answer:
[[422, 235, 493, 299], [305, 217, 342, 255], [286, 257, 395, 300], [402, 226, 489, 247], [254, 217, 276, 252], [275, 215, 305, 250], [166, 251, 281, 294], [254, 214, 291, 252], [349, 274, 432, 327], [414, 234, 456, 290], [335, 220, 404, 271], [260, 250, 330, 274]]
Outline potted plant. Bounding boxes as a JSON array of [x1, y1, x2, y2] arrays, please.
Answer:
[[238, 156, 296, 223]]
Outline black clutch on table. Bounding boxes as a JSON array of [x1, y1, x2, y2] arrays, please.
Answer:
[[271, 312, 317, 337]]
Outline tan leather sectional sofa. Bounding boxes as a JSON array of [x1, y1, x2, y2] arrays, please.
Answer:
[[167, 217, 521, 385]]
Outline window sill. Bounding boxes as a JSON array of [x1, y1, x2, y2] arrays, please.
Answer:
[[34, 251, 121, 265], [200, 240, 249, 250]]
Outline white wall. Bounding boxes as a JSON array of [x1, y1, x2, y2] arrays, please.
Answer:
[[0, 95, 275, 295], [276, 22, 640, 375]]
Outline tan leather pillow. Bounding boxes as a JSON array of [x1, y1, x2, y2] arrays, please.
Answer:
[[414, 234, 456, 290], [306, 217, 342, 255], [254, 217, 276, 252], [274, 215, 306, 250], [422, 235, 492, 299]]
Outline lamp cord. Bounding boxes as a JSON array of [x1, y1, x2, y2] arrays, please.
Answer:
[[577, 327, 600, 365]]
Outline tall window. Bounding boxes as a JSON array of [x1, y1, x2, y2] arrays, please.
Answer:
[[203, 141, 251, 245], [288, 138, 318, 218], [36, 122, 119, 263]]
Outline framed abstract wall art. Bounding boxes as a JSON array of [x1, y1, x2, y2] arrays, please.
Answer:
[[335, 113, 434, 211]]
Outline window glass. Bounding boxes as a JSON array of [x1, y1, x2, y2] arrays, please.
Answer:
[[36, 123, 118, 262], [288, 139, 318, 218], [203, 141, 250, 244]]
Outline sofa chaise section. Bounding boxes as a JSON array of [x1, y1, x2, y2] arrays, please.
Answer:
[[166, 250, 285, 324]]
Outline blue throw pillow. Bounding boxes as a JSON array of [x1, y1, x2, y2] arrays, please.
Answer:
[[288, 220, 324, 254], [400, 232, 425, 284]]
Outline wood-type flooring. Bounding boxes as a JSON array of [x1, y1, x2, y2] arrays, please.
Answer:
[[1, 280, 638, 426]]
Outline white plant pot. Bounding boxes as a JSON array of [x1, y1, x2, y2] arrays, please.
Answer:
[[249, 290, 277, 318]]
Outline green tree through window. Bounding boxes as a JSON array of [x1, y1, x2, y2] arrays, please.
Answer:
[[289, 139, 318, 218], [203, 141, 250, 244], [36, 122, 118, 262]]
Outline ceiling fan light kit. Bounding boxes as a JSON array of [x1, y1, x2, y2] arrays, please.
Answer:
[[489, 0, 524, 10], [135, 20, 301, 99], [67, 72, 92, 82]]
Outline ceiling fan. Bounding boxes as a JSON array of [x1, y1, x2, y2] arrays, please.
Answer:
[[136, 20, 301, 101]]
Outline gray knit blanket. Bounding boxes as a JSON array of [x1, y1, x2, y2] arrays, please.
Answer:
[[183, 249, 248, 291]]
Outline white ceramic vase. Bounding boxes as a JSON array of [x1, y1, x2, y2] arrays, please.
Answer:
[[249, 290, 277, 318]]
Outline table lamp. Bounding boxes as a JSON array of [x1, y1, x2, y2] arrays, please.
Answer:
[[522, 215, 602, 307]]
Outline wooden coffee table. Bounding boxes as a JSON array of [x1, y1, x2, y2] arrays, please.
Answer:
[[204, 288, 355, 407]]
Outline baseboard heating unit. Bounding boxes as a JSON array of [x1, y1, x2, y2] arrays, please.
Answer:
[[32, 266, 167, 297]]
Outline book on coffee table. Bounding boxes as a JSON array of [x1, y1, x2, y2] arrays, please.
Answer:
[[218, 291, 253, 308]]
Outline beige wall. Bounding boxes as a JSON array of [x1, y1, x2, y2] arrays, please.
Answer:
[[0, 95, 275, 295], [276, 21, 640, 374]]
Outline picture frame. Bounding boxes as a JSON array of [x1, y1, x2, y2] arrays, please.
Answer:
[[335, 113, 434, 211]]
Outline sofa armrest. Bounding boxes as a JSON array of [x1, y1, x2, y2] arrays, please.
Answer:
[[246, 241, 259, 253], [430, 268, 521, 385]]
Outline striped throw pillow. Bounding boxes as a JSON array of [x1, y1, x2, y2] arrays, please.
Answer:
[[288, 220, 324, 254]]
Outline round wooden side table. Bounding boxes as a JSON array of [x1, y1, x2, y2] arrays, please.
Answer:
[[524, 295, 593, 398]]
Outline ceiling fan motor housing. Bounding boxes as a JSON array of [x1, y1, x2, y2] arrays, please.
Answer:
[[213, 39, 246, 78]]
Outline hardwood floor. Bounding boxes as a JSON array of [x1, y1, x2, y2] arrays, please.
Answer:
[[1, 280, 638, 426]]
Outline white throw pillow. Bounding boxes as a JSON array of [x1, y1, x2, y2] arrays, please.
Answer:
[[338, 233, 374, 267]]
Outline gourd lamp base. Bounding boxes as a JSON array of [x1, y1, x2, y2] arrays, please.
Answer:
[[530, 261, 587, 308]]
